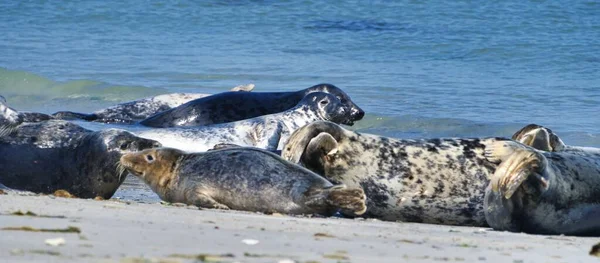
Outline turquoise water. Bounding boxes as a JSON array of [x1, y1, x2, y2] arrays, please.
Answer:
[[1, 0, 599, 147]]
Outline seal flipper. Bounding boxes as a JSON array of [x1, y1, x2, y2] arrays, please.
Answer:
[[304, 184, 367, 216], [188, 190, 230, 210], [52, 111, 99, 121], [512, 124, 566, 152]]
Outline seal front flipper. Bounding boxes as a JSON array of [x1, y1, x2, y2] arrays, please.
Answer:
[[187, 189, 230, 210], [512, 124, 566, 152], [304, 184, 367, 216], [485, 141, 549, 199]]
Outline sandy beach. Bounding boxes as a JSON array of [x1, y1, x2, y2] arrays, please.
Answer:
[[0, 190, 598, 263]]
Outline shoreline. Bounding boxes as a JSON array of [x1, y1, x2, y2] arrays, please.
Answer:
[[0, 192, 598, 263]]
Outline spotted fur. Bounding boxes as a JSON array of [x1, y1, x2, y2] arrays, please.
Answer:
[[140, 83, 364, 128], [282, 121, 509, 226], [484, 140, 600, 235], [134, 92, 353, 153], [119, 147, 367, 215], [0, 120, 161, 199]]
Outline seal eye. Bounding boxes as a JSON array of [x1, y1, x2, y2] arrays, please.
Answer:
[[120, 143, 130, 150], [320, 99, 329, 105], [146, 154, 154, 162]]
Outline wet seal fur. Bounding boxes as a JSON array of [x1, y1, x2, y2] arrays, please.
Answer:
[[282, 121, 508, 226], [484, 140, 600, 236], [135, 92, 354, 152], [119, 147, 367, 215], [140, 83, 364, 128], [0, 120, 161, 199], [52, 84, 255, 124]]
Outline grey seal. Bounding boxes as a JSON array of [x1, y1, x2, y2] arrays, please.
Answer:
[[484, 140, 600, 236], [52, 84, 255, 124], [139, 83, 364, 128], [0, 96, 53, 136], [282, 121, 507, 226], [119, 147, 367, 215], [135, 92, 354, 152], [0, 120, 161, 199]]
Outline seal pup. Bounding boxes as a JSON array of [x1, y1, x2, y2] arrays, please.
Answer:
[[282, 121, 509, 226], [119, 147, 367, 215], [134, 92, 354, 153], [0, 120, 161, 199], [52, 84, 255, 124], [484, 140, 600, 235], [140, 83, 364, 128]]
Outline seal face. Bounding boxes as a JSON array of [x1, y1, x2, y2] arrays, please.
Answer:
[[0, 96, 21, 136], [0, 120, 161, 199], [512, 124, 566, 152], [282, 121, 508, 226], [119, 147, 367, 216], [134, 92, 354, 152], [139, 83, 364, 128], [484, 140, 600, 236], [51, 84, 254, 124]]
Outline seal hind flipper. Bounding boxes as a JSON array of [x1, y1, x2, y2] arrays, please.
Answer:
[[230, 84, 255, 92], [512, 124, 566, 152], [304, 184, 367, 216], [282, 121, 344, 164], [486, 141, 548, 199]]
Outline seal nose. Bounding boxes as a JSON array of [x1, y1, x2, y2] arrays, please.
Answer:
[[354, 109, 365, 120]]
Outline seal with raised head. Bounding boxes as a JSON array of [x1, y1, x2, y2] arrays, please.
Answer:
[[282, 121, 509, 226], [0, 120, 161, 199], [52, 84, 255, 124], [0, 96, 53, 136], [119, 147, 367, 215], [484, 140, 600, 235], [134, 92, 354, 152], [139, 83, 364, 128]]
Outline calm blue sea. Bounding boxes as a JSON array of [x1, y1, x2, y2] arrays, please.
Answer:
[[1, 1, 599, 147]]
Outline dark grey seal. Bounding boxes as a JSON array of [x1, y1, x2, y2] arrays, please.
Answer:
[[484, 140, 600, 236], [139, 83, 365, 128], [0, 120, 161, 199], [119, 147, 367, 216], [282, 121, 508, 226], [52, 84, 255, 124]]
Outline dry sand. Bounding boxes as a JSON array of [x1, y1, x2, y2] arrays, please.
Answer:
[[0, 190, 598, 263]]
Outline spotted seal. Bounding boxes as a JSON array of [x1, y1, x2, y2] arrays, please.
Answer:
[[119, 147, 367, 215], [139, 83, 364, 128], [281, 121, 510, 226], [134, 92, 354, 153], [0, 96, 52, 136], [52, 84, 255, 124], [0, 120, 161, 199], [484, 140, 600, 235]]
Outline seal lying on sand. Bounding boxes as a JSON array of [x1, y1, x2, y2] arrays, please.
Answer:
[[282, 121, 507, 226], [52, 84, 255, 124], [135, 92, 354, 152], [119, 147, 367, 215], [140, 83, 364, 128], [484, 140, 600, 235], [0, 120, 161, 199]]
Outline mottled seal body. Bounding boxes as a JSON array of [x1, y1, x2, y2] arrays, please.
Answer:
[[484, 140, 600, 235], [282, 121, 506, 226], [119, 147, 367, 215], [140, 83, 364, 128], [51, 84, 254, 124], [0, 120, 160, 199], [135, 92, 353, 152], [0, 96, 52, 136]]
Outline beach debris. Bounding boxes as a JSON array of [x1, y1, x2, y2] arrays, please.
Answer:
[[323, 251, 348, 260], [314, 232, 335, 238], [45, 237, 66, 246], [241, 239, 259, 245], [168, 253, 235, 262], [1, 226, 81, 233], [10, 210, 66, 218], [590, 242, 600, 257], [30, 250, 61, 256], [53, 189, 75, 198], [0, 189, 5, 195], [278, 259, 295, 263], [94, 196, 105, 201]]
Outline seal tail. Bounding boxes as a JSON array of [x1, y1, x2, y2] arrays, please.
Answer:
[[323, 185, 367, 216], [52, 111, 98, 121], [281, 121, 345, 164]]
